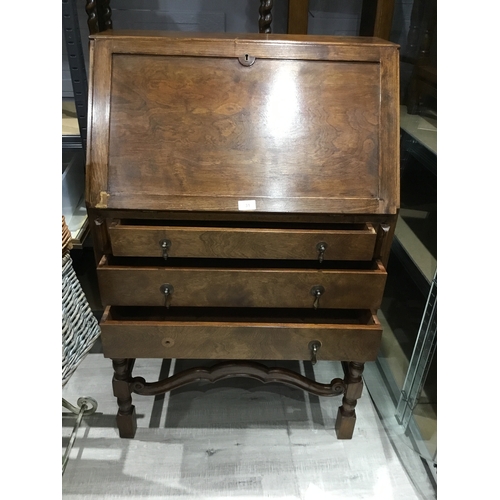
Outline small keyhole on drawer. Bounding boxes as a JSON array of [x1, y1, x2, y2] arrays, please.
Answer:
[[162, 337, 174, 347]]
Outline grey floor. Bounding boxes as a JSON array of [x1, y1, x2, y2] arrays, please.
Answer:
[[62, 353, 436, 499]]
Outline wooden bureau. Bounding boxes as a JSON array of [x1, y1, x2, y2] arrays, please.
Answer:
[[85, 31, 400, 440]]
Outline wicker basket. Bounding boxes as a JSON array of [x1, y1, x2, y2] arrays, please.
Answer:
[[62, 217, 100, 386]]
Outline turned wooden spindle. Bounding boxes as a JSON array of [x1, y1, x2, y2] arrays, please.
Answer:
[[259, 0, 274, 33], [335, 361, 365, 439], [112, 358, 137, 438], [97, 0, 113, 32], [86, 0, 113, 34], [85, 0, 99, 34]]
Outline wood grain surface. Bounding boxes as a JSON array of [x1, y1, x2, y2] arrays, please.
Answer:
[[108, 221, 377, 261], [100, 307, 382, 361], [85, 33, 399, 214], [97, 257, 387, 309]]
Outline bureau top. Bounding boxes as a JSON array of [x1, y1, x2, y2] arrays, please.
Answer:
[[86, 31, 399, 215]]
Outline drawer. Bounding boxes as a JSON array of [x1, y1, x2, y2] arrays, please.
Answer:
[[108, 220, 377, 261], [97, 257, 387, 309], [100, 306, 382, 362]]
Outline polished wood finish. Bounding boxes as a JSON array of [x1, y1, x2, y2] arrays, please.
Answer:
[[85, 0, 112, 35], [97, 257, 387, 309], [100, 307, 382, 361], [336, 361, 365, 439], [108, 221, 377, 261], [360, 0, 395, 40], [86, 32, 399, 214], [287, 0, 309, 34], [131, 361, 345, 398], [85, 0, 99, 35], [86, 32, 400, 440], [259, 1, 274, 33], [112, 358, 136, 438]]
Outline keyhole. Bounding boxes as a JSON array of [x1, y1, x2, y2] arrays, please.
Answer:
[[238, 54, 255, 66]]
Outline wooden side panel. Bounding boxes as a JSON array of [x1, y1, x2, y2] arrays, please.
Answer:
[[97, 263, 387, 309], [108, 223, 377, 261], [86, 39, 113, 208], [379, 46, 400, 213]]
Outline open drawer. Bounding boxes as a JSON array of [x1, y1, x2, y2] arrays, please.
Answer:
[[108, 220, 377, 261], [97, 257, 387, 309], [100, 306, 382, 362]]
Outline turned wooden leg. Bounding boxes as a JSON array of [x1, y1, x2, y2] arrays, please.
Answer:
[[335, 361, 365, 439], [112, 358, 137, 438]]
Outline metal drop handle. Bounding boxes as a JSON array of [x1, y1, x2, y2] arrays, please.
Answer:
[[316, 242, 328, 263], [159, 239, 171, 260], [310, 285, 325, 310], [160, 283, 174, 308], [309, 341, 321, 365]]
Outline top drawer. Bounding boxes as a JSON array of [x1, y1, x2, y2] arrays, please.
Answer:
[[108, 220, 377, 261]]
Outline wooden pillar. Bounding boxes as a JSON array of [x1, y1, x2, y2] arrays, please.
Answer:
[[287, 0, 309, 34]]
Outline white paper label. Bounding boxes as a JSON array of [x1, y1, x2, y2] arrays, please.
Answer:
[[238, 200, 257, 211]]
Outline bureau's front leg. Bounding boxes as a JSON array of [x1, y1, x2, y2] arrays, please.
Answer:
[[335, 361, 365, 439], [112, 358, 137, 438]]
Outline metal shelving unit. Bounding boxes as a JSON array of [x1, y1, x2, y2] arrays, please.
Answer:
[[62, 0, 90, 248]]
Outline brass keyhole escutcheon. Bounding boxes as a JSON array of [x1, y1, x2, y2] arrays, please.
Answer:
[[310, 285, 325, 309], [308, 340, 322, 365], [238, 54, 255, 66]]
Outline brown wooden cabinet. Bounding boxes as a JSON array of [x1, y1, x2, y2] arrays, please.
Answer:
[[86, 31, 400, 440]]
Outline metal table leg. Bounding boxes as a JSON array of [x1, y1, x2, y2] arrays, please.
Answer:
[[62, 397, 98, 475]]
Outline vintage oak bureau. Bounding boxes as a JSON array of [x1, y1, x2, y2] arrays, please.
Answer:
[[85, 31, 400, 440]]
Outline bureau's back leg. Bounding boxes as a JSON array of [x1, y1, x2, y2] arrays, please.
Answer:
[[335, 361, 365, 439], [112, 358, 137, 438]]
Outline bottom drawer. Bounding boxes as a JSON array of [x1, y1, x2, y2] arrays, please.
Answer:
[[100, 307, 382, 362]]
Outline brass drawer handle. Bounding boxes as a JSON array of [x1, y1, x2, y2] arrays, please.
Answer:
[[310, 285, 325, 309], [308, 340, 322, 365], [160, 283, 174, 308], [159, 239, 171, 260], [316, 242, 328, 263]]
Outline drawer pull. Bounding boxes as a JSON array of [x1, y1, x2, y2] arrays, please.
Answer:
[[159, 239, 171, 260], [316, 242, 328, 263], [159, 283, 174, 308], [310, 285, 325, 309], [308, 340, 321, 365]]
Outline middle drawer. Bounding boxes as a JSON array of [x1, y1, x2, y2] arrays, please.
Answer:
[[97, 257, 387, 309]]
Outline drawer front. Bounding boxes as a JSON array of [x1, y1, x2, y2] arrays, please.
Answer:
[[108, 221, 377, 261], [100, 307, 382, 362], [97, 259, 387, 309]]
